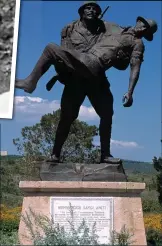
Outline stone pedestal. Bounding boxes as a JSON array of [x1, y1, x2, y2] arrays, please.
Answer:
[[40, 162, 128, 182], [18, 181, 147, 245]]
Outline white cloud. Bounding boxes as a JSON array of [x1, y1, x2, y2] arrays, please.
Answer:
[[79, 105, 98, 121], [14, 96, 99, 121], [111, 139, 141, 148], [14, 96, 60, 115], [93, 137, 142, 149]]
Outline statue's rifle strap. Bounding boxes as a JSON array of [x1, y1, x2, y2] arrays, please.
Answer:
[[99, 6, 110, 20]]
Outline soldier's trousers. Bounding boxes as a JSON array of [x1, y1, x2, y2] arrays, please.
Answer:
[[15, 42, 113, 158], [40, 43, 114, 158], [52, 73, 114, 159]]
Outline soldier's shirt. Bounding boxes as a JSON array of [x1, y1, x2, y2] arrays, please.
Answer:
[[90, 27, 145, 70], [60, 20, 145, 75], [70, 21, 99, 51], [61, 19, 125, 52]]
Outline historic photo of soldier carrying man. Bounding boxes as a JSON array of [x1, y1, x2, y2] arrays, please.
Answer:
[[0, 0, 20, 119], [15, 1, 158, 165]]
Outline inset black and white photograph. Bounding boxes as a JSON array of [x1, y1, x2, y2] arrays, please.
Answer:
[[0, 0, 20, 118]]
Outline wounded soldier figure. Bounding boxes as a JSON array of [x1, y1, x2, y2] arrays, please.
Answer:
[[15, 1, 158, 165], [15, 16, 157, 101]]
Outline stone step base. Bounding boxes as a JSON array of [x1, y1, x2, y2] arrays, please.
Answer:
[[40, 162, 127, 182]]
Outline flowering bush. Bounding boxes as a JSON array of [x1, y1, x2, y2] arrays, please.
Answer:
[[144, 213, 162, 232], [0, 204, 21, 234], [144, 214, 162, 246]]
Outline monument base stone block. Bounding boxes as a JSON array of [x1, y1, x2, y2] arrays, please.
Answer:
[[18, 181, 147, 245], [40, 162, 128, 182]]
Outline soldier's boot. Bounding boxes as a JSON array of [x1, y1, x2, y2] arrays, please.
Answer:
[[100, 139, 121, 164], [100, 154, 121, 164], [100, 120, 121, 164], [46, 154, 60, 163]]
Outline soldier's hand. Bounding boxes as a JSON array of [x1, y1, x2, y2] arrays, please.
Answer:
[[122, 92, 133, 107]]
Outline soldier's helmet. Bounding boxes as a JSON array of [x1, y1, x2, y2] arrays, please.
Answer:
[[137, 16, 158, 41], [78, 1, 102, 17]]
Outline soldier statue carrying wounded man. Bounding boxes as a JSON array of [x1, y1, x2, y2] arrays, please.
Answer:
[[15, 1, 158, 164]]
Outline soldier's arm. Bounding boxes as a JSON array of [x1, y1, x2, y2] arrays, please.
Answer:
[[60, 21, 76, 49], [128, 39, 145, 95]]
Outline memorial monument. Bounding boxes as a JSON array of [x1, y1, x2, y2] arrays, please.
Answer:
[[17, 1, 158, 245]]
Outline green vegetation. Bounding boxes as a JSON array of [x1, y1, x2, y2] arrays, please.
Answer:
[[22, 206, 100, 246], [21, 206, 134, 246], [153, 157, 162, 206], [110, 225, 135, 246], [0, 231, 18, 246], [13, 110, 98, 163], [146, 228, 162, 246]]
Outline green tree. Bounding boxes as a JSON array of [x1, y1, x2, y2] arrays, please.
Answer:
[[13, 110, 99, 163], [153, 156, 162, 207]]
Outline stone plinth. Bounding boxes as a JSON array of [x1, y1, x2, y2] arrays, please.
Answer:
[[40, 162, 128, 182], [18, 181, 147, 245]]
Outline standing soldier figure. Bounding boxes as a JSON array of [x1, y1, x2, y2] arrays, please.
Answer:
[[15, 1, 157, 164]]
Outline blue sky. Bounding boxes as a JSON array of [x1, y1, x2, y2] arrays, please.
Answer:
[[0, 1, 161, 162]]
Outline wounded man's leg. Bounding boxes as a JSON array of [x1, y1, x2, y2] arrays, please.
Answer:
[[15, 43, 74, 93]]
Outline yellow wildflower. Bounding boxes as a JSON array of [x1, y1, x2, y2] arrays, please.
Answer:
[[144, 214, 162, 232]]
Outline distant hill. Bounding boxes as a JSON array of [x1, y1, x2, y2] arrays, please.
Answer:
[[0, 155, 22, 160], [123, 160, 156, 174]]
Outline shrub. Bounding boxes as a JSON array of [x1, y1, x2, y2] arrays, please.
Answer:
[[110, 225, 135, 246], [142, 199, 162, 213], [0, 220, 19, 235], [144, 213, 162, 232], [0, 204, 21, 234], [0, 231, 19, 245], [22, 206, 100, 245], [146, 228, 162, 246], [22, 206, 134, 246]]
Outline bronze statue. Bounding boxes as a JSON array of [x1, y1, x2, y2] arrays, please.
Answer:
[[15, 1, 157, 164]]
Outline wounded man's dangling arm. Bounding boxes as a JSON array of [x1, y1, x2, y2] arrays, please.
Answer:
[[123, 40, 145, 107], [128, 57, 143, 95]]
